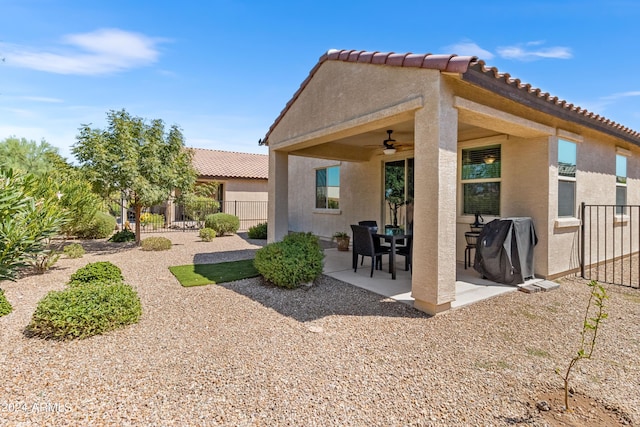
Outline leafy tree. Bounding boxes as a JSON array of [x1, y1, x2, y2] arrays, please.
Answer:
[[179, 182, 220, 227], [73, 109, 197, 244], [0, 169, 67, 281], [0, 137, 62, 175], [385, 162, 406, 227]]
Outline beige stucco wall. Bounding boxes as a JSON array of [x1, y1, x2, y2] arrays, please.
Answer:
[[287, 156, 384, 240], [223, 179, 268, 202], [267, 61, 436, 150]]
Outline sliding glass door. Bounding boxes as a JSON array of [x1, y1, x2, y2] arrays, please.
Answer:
[[384, 158, 414, 233]]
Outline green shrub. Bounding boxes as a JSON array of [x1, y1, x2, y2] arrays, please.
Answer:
[[75, 212, 116, 239], [26, 282, 142, 340], [254, 232, 324, 288], [108, 229, 136, 243], [248, 222, 268, 239], [63, 243, 85, 258], [0, 289, 12, 317], [204, 213, 240, 237], [140, 236, 172, 251], [199, 227, 216, 242], [68, 261, 123, 286], [140, 212, 165, 230]]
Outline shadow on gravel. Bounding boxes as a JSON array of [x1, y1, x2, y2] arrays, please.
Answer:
[[219, 275, 430, 322], [192, 249, 261, 265], [54, 238, 138, 256]]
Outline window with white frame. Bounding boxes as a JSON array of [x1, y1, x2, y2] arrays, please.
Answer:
[[616, 154, 627, 214], [461, 145, 501, 216], [558, 139, 577, 217], [315, 166, 340, 209]]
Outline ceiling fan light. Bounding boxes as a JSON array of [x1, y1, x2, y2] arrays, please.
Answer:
[[383, 147, 396, 155]]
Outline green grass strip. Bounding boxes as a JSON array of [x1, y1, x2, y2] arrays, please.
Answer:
[[169, 259, 260, 287]]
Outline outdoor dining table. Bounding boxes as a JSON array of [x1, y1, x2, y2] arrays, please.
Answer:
[[373, 231, 412, 280]]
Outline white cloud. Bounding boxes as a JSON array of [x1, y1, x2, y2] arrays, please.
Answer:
[[443, 41, 494, 59], [1, 28, 165, 75], [602, 91, 640, 100], [19, 96, 64, 103], [497, 43, 572, 61]]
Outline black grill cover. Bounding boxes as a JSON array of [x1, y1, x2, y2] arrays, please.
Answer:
[[473, 217, 538, 285]]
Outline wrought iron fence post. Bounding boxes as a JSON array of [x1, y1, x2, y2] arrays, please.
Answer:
[[581, 202, 586, 278]]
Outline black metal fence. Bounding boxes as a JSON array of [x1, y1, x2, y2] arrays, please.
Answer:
[[118, 200, 267, 233], [581, 202, 640, 288]]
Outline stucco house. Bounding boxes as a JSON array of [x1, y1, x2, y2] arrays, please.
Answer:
[[260, 49, 640, 315], [191, 147, 268, 203]]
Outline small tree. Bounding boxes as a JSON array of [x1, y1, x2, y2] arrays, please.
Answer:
[[556, 280, 608, 411], [180, 182, 220, 227], [73, 109, 197, 244]]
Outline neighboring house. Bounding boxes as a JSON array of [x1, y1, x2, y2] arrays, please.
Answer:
[[191, 147, 268, 203], [259, 49, 640, 315]]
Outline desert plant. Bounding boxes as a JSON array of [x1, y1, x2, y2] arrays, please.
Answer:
[[254, 232, 324, 288], [140, 212, 165, 230], [0, 289, 12, 317], [108, 229, 136, 243], [75, 211, 116, 239], [26, 281, 142, 340], [140, 236, 172, 251], [68, 261, 123, 286], [248, 222, 268, 239], [556, 280, 608, 410], [199, 227, 216, 242], [29, 250, 61, 274], [0, 169, 66, 281], [204, 213, 240, 237], [63, 243, 85, 258]]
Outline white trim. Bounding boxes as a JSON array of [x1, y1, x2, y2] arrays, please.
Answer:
[[554, 217, 581, 228], [614, 214, 629, 225], [312, 209, 342, 215], [616, 146, 632, 157], [557, 129, 583, 143]]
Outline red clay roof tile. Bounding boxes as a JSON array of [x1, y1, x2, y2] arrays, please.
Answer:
[[191, 148, 268, 180], [260, 49, 640, 146]]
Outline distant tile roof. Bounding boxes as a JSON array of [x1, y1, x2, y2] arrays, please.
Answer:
[[260, 49, 640, 146], [191, 148, 268, 180]]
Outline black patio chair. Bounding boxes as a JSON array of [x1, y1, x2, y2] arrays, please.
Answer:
[[357, 220, 390, 264], [350, 224, 391, 277], [396, 236, 412, 273]]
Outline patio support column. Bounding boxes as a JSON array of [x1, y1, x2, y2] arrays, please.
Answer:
[[411, 97, 457, 315], [268, 149, 289, 243]]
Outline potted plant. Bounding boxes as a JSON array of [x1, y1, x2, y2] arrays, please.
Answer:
[[332, 231, 350, 251]]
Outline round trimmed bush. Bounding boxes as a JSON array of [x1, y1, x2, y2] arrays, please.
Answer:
[[68, 261, 123, 286], [248, 222, 267, 239], [204, 213, 240, 237], [26, 282, 142, 340], [76, 212, 116, 239], [254, 232, 324, 288], [199, 227, 216, 242], [63, 243, 85, 259], [140, 236, 172, 251], [0, 289, 12, 317]]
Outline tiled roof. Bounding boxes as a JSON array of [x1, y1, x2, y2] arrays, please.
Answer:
[[190, 147, 268, 180], [465, 61, 640, 142], [260, 49, 640, 146]]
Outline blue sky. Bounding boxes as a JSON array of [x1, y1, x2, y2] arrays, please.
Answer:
[[1, 0, 639, 162]]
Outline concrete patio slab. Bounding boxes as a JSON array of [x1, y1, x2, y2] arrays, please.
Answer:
[[322, 248, 542, 310]]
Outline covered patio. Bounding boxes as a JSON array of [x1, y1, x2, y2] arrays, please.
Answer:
[[322, 247, 529, 310], [262, 49, 561, 315]]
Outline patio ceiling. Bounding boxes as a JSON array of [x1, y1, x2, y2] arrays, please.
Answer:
[[286, 119, 504, 162]]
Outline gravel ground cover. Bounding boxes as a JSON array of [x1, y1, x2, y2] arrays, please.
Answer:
[[0, 232, 638, 426]]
